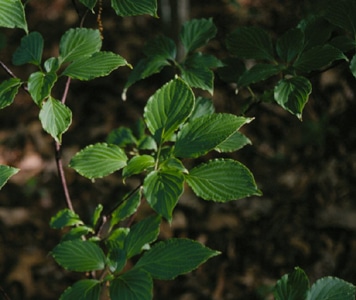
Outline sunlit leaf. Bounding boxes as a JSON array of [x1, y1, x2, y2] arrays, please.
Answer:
[[0, 0, 28, 33], [60, 279, 101, 300], [0, 165, 19, 189], [50, 209, 83, 229], [28, 71, 57, 106], [92, 204, 103, 227], [12, 32, 43, 66], [61, 226, 93, 241], [111, 0, 157, 17], [0, 78, 22, 109]]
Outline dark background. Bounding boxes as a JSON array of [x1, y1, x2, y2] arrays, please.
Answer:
[[1, 0, 356, 299]]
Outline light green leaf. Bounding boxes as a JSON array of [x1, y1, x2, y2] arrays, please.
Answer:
[[189, 97, 215, 121], [62, 51, 128, 80], [124, 215, 161, 258], [160, 158, 187, 173], [135, 238, 220, 280], [274, 76, 312, 120], [350, 54, 356, 79], [111, 0, 157, 17], [44, 57, 60, 73], [110, 269, 153, 300], [306, 277, 356, 300], [324, 0, 356, 36], [122, 155, 155, 179], [274, 267, 309, 300], [39, 97, 72, 143], [0, 0, 28, 33], [12, 32, 43, 66], [143, 170, 184, 221], [69, 143, 127, 179], [180, 18, 217, 53], [52, 240, 106, 272], [0, 78, 22, 109], [174, 113, 251, 158], [186, 159, 261, 201], [276, 28, 304, 62], [144, 78, 195, 144], [293, 45, 347, 73], [238, 64, 284, 87], [79, 0, 97, 11], [28, 71, 57, 106], [0, 165, 19, 189], [59, 28, 102, 63], [50, 209, 83, 229], [92, 204, 103, 227], [143, 35, 176, 60], [110, 189, 141, 226], [215, 131, 251, 153], [226, 27, 274, 61], [60, 279, 101, 300]]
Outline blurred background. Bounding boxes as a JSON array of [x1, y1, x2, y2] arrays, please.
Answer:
[[1, 0, 356, 299]]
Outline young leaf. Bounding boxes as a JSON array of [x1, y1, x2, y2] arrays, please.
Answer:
[[0, 78, 22, 109], [143, 170, 184, 221], [59, 279, 101, 300], [189, 97, 215, 121], [12, 32, 43, 66], [39, 97, 72, 143], [111, 189, 141, 226], [122, 155, 155, 179], [62, 51, 128, 80], [124, 215, 161, 258], [52, 240, 106, 272], [324, 0, 356, 36], [0, 0, 28, 33], [180, 18, 217, 53], [174, 114, 251, 158], [215, 131, 251, 153], [186, 159, 261, 202], [69, 143, 127, 179], [306, 276, 356, 300], [111, 0, 158, 17], [144, 78, 195, 144], [276, 28, 304, 63], [274, 76, 312, 120], [143, 35, 176, 60], [237, 64, 284, 87], [110, 268, 153, 300], [106, 127, 137, 147], [28, 71, 57, 106], [226, 27, 275, 61], [79, 0, 97, 11], [50, 208, 83, 229], [135, 238, 220, 280], [0, 165, 19, 189], [92, 204, 103, 227], [181, 65, 214, 95], [59, 28, 102, 63], [273, 267, 309, 300]]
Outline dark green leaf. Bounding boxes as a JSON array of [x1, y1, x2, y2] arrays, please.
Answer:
[[59, 279, 101, 300], [160, 158, 187, 173], [69, 143, 127, 179], [215, 131, 251, 153], [111, 0, 157, 17], [276, 28, 304, 62], [107, 228, 130, 250], [238, 64, 284, 87], [12, 32, 43, 66], [122, 155, 155, 179], [143, 170, 184, 221], [0, 0, 28, 33], [50, 209, 83, 229], [181, 65, 214, 94], [217, 57, 246, 83], [185, 52, 224, 69], [52, 240, 106, 272], [189, 97, 215, 121], [329, 36, 356, 53], [28, 71, 57, 106], [186, 159, 261, 201], [79, 0, 97, 11], [143, 35, 176, 60], [110, 189, 141, 226], [0, 165, 19, 189], [274, 267, 309, 300], [180, 18, 217, 53], [135, 238, 220, 280], [0, 78, 22, 109], [226, 27, 274, 61], [106, 127, 137, 147], [107, 248, 127, 273], [324, 0, 356, 35]]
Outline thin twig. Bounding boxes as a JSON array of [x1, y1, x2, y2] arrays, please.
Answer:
[[61, 77, 71, 104], [0, 60, 17, 78]]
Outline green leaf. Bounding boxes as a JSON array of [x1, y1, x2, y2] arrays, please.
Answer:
[[329, 36, 356, 53], [12, 32, 43, 66], [226, 27, 274, 61], [124, 215, 161, 258], [60, 279, 101, 300], [62, 51, 128, 80], [324, 0, 356, 35], [143, 170, 184, 221], [185, 53, 224, 69], [79, 0, 97, 11], [44, 57, 60, 73], [306, 277, 356, 300], [61, 226, 93, 241], [92, 204, 103, 227], [122, 155, 155, 179], [106, 127, 137, 147], [174, 113, 251, 158], [143, 35, 176, 60], [107, 248, 127, 273], [217, 57, 246, 83], [274, 76, 312, 120], [28, 71, 57, 106], [50, 209, 83, 229], [0, 78, 22, 109], [181, 65, 214, 94], [160, 158, 187, 173], [180, 18, 217, 53], [135, 238, 220, 280], [350, 54, 356, 79], [0, 165, 19, 189], [238, 64, 284, 87], [110, 268, 153, 300], [189, 97, 215, 121], [138, 135, 157, 151], [144, 78, 195, 144], [39, 97, 72, 143], [52, 240, 106, 272], [274, 267, 309, 300], [111, 0, 158, 17], [0, 0, 28, 33], [293, 45, 347, 73], [110, 189, 141, 226], [107, 228, 130, 251], [69, 143, 127, 179], [215, 131, 251, 153], [276, 28, 304, 62], [186, 159, 261, 201], [59, 28, 102, 63]]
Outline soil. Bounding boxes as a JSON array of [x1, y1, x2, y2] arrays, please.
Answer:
[[1, 1, 356, 299]]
